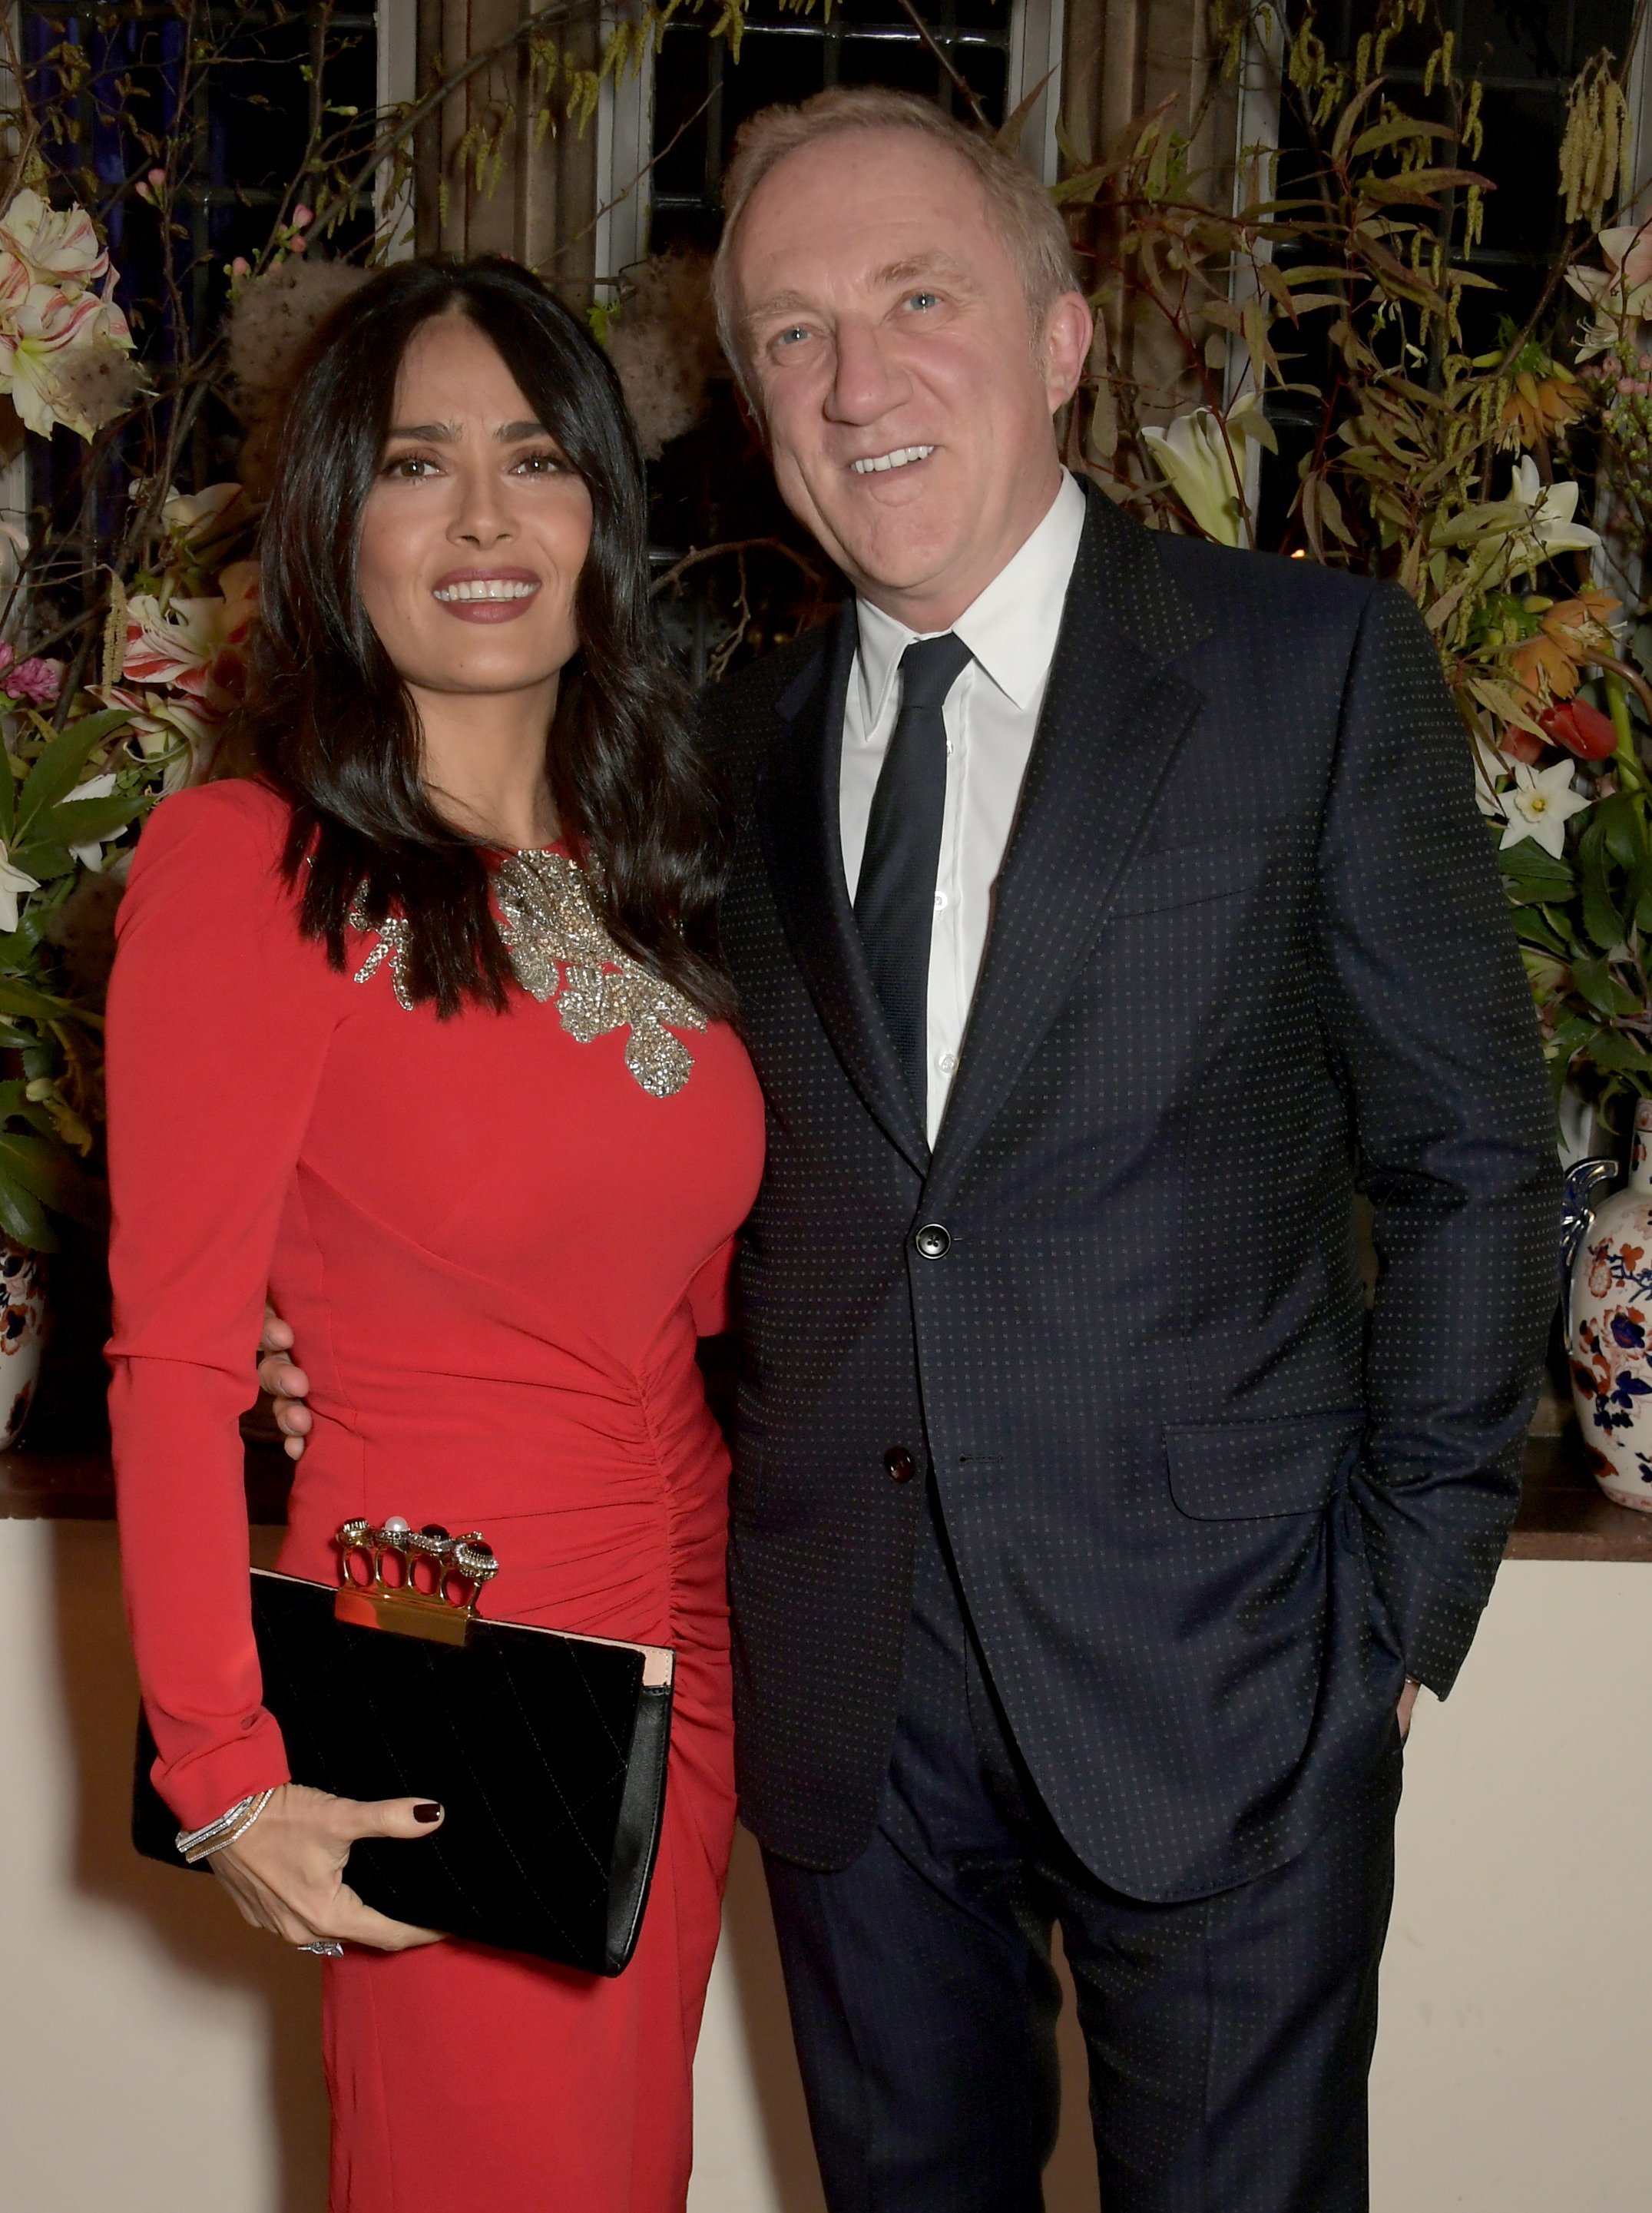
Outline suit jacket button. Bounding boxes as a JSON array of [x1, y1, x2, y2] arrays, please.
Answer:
[[914, 1223, 951, 1259], [884, 1446, 916, 1483]]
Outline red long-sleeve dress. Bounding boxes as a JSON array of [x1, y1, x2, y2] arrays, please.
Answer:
[[105, 779, 765, 2213]]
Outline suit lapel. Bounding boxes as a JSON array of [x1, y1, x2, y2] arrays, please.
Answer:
[[756, 601, 930, 1175], [925, 491, 1211, 1202]]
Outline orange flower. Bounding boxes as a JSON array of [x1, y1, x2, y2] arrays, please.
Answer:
[[1500, 370, 1588, 447], [1511, 631, 1581, 698], [1541, 588, 1620, 649]]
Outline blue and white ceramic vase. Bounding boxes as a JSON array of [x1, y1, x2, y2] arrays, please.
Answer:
[[1568, 1100, 1652, 1511], [0, 1237, 48, 1451]]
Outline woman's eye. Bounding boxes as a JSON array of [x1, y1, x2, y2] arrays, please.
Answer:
[[905, 291, 941, 313], [512, 450, 566, 475], [382, 453, 436, 479], [773, 325, 813, 350]]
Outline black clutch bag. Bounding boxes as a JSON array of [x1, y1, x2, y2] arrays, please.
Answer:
[[131, 1517, 673, 1976]]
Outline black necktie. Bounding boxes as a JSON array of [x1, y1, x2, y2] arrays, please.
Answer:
[[853, 631, 972, 1118]]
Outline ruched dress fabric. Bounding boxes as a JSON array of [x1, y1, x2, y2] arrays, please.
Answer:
[[105, 780, 766, 2213]]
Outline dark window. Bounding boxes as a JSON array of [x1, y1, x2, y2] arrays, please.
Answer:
[[19, 1, 377, 577], [1257, 0, 1638, 548], [642, 1, 1016, 674], [649, 0, 1013, 257], [1289, 0, 1637, 334]]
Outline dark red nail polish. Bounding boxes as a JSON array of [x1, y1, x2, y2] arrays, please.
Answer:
[[413, 1803, 443, 1824]]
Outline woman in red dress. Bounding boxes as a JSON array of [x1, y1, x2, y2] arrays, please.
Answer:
[[105, 257, 764, 2212]]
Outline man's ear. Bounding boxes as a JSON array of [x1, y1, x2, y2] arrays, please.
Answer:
[[1041, 290, 1095, 414]]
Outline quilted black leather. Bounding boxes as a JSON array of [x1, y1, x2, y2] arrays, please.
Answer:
[[131, 1569, 672, 1975]]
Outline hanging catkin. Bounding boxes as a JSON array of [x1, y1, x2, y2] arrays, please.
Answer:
[[1560, 53, 1633, 230]]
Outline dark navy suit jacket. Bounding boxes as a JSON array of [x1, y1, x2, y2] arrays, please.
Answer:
[[704, 482, 1558, 1899]]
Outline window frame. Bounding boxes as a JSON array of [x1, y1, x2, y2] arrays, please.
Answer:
[[592, 0, 1066, 293]]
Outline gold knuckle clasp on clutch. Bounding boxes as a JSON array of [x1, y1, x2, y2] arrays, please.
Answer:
[[333, 1516, 499, 1647]]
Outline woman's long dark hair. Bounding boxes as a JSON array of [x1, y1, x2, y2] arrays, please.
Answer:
[[240, 253, 734, 1022]]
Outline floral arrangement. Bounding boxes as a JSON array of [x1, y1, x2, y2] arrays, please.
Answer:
[[0, 187, 138, 442], [0, 0, 684, 1257], [1062, 3, 1652, 1155], [5, 0, 1652, 1264]]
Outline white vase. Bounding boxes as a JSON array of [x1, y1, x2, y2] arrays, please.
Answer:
[[1568, 1100, 1652, 1511], [0, 1237, 48, 1451]]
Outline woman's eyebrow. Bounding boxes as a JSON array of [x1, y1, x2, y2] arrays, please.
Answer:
[[383, 418, 553, 445]]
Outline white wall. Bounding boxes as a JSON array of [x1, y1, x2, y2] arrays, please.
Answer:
[[1, 1523, 1647, 2212]]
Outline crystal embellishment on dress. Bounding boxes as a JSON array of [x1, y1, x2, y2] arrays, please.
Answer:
[[348, 853, 706, 1097], [495, 850, 705, 1096], [348, 904, 419, 1011]]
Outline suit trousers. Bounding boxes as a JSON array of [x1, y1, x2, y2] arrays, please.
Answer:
[[762, 1490, 1403, 2213]]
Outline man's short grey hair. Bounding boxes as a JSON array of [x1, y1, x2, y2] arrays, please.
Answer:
[[710, 87, 1078, 391]]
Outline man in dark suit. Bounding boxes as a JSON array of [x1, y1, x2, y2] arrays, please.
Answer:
[[697, 84, 1557, 2213], [260, 84, 1558, 2212]]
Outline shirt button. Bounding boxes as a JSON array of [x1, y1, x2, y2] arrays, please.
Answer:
[[914, 1223, 951, 1260], [933, 891, 948, 912], [937, 1052, 958, 1074], [883, 1445, 916, 1483]]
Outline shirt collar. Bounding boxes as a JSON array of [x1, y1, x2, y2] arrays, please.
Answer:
[[852, 469, 1087, 727]]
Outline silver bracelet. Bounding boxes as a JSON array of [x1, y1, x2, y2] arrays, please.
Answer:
[[176, 1787, 275, 1866]]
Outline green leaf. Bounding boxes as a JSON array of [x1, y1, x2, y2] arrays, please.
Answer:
[[1498, 844, 1575, 903], [1350, 117, 1456, 158], [0, 1166, 55, 1251], [1571, 956, 1641, 1019], [0, 1130, 104, 1224], [1578, 820, 1625, 953], [1515, 909, 1571, 959], [1594, 791, 1646, 873], [1546, 1012, 1597, 1095], [0, 974, 80, 1022], [0, 747, 14, 845], [1584, 1028, 1652, 1075], [39, 792, 144, 846], [12, 710, 133, 838]]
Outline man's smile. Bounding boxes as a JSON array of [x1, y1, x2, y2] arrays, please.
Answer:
[[849, 445, 935, 475]]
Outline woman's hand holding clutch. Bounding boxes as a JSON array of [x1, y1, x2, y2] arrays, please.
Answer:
[[210, 1783, 448, 1953]]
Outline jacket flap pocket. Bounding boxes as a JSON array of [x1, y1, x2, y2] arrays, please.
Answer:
[[1108, 836, 1271, 920], [1164, 1410, 1363, 1521]]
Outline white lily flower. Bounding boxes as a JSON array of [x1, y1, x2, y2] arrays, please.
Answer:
[[65, 770, 118, 870], [161, 482, 243, 546], [1500, 758, 1591, 859], [0, 840, 40, 933], [1508, 456, 1602, 564], [0, 189, 108, 294], [1565, 220, 1652, 360], [1141, 393, 1274, 548]]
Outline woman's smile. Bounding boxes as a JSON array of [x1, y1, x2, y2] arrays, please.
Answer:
[[431, 566, 543, 621]]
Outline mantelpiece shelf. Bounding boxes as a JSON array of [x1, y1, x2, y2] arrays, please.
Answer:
[[4, 1431, 1649, 1559], [0, 1438, 294, 1525], [1508, 1433, 1652, 1560]]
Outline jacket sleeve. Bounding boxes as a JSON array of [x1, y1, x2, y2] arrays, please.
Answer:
[[1314, 581, 1561, 1695], [105, 784, 339, 1829]]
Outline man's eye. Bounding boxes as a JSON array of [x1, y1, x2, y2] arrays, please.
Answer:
[[905, 290, 941, 312], [774, 325, 813, 348]]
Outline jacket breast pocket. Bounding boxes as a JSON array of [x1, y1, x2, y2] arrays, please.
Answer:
[[1107, 835, 1274, 921], [1164, 1410, 1364, 1520]]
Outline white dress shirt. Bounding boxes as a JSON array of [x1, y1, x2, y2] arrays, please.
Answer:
[[839, 469, 1088, 1142]]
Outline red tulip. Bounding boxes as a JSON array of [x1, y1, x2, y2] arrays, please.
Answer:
[[1540, 697, 1618, 760], [1500, 726, 1545, 764]]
